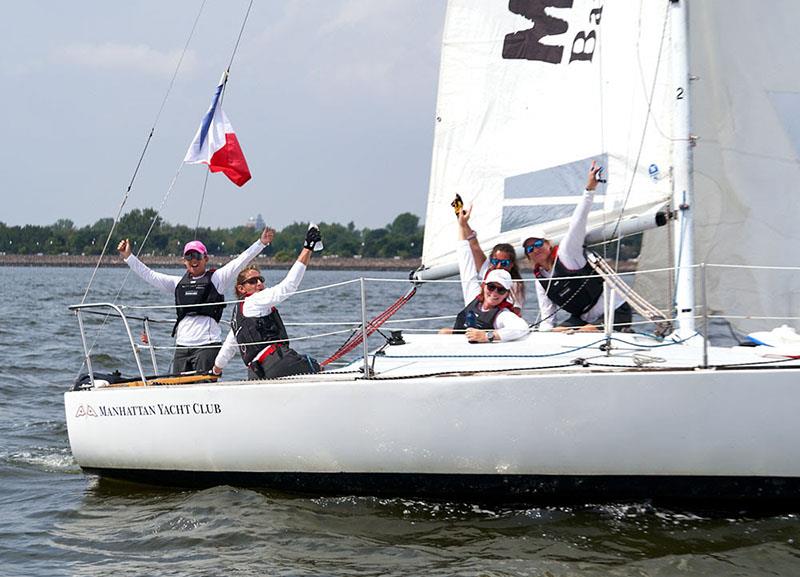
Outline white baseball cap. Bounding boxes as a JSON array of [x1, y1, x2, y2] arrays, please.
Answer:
[[484, 268, 512, 291]]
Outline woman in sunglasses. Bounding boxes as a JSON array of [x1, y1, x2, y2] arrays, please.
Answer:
[[456, 207, 526, 312], [211, 226, 323, 380], [523, 161, 631, 331], [441, 214, 529, 343]]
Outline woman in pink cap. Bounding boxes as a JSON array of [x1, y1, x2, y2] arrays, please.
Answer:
[[117, 226, 277, 374]]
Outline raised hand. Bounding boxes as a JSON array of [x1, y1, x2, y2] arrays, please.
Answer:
[[587, 160, 603, 191], [303, 226, 322, 251], [117, 239, 132, 259], [457, 204, 472, 227], [261, 227, 275, 246]]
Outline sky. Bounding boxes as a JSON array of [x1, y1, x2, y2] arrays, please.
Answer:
[[0, 0, 447, 230]]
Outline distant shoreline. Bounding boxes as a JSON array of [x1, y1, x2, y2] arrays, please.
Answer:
[[0, 253, 638, 273], [0, 253, 421, 271]]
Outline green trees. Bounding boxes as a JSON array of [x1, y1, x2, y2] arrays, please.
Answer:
[[0, 210, 425, 258]]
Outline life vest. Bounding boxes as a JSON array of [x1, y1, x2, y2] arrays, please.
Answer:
[[231, 300, 290, 365], [453, 296, 515, 331], [173, 269, 226, 336], [535, 249, 603, 316]]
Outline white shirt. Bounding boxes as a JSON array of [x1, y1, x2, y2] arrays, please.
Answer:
[[534, 188, 625, 330], [124, 238, 267, 346], [214, 260, 307, 370], [457, 240, 529, 342]]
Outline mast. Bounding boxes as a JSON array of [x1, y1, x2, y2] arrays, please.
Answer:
[[670, 0, 695, 337]]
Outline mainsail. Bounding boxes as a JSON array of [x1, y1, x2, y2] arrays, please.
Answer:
[[420, 1, 675, 278]]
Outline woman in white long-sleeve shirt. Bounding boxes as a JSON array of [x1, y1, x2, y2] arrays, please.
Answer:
[[523, 161, 631, 331], [440, 208, 530, 344], [212, 226, 322, 380], [117, 227, 272, 373]]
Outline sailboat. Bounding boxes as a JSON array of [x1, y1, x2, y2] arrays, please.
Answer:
[[65, 0, 800, 505]]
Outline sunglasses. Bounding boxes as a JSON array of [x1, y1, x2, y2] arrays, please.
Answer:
[[184, 251, 204, 261], [241, 275, 264, 285], [485, 283, 509, 295], [489, 257, 513, 268], [524, 239, 546, 254]]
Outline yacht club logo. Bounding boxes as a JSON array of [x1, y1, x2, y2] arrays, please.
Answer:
[[503, 0, 603, 64], [74, 403, 223, 417], [75, 405, 98, 418]]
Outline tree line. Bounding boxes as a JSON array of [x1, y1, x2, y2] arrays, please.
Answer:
[[0, 209, 424, 261]]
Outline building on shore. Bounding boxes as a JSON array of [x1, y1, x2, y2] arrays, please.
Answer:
[[244, 214, 265, 230]]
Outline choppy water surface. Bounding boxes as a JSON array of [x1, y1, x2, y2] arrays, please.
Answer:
[[1, 266, 798, 576]]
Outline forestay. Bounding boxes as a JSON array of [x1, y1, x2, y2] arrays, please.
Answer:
[[421, 0, 675, 277]]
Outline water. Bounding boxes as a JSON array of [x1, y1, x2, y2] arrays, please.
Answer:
[[2, 266, 799, 576]]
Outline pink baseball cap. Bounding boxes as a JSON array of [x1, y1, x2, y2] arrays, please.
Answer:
[[183, 240, 207, 256]]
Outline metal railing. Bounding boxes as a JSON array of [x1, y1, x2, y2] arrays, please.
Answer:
[[69, 263, 800, 386]]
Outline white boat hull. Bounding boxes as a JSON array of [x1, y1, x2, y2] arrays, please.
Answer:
[[65, 333, 800, 503]]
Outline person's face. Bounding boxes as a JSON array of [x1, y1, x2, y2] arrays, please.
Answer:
[[237, 270, 264, 297], [183, 250, 208, 276], [524, 239, 551, 266], [489, 250, 514, 271], [482, 281, 509, 307]]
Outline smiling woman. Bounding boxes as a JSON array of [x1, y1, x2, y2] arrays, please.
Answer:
[[212, 225, 322, 380], [437, 207, 530, 343], [115, 226, 273, 373]]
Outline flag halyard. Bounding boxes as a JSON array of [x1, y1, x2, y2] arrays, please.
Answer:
[[184, 79, 251, 187]]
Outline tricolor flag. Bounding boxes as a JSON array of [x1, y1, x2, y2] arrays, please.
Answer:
[[184, 76, 251, 187]]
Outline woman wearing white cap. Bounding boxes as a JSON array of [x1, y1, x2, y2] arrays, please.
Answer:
[[443, 209, 530, 344], [522, 162, 632, 331], [116, 226, 278, 373]]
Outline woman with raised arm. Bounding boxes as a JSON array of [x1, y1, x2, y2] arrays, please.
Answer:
[[440, 205, 529, 344], [212, 225, 323, 380], [455, 204, 526, 313], [523, 161, 632, 331]]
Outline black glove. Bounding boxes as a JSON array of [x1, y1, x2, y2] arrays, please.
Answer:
[[304, 226, 322, 251]]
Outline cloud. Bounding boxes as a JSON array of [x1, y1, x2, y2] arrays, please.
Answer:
[[248, 0, 442, 100], [54, 42, 198, 77], [319, 0, 399, 34]]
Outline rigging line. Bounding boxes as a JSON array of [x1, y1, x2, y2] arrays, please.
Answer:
[[192, 0, 254, 235], [110, 0, 254, 289], [76, 162, 188, 380], [226, 0, 255, 75], [595, 0, 611, 266], [609, 1, 670, 242], [79, 0, 209, 306], [194, 169, 211, 238], [132, 161, 187, 258]]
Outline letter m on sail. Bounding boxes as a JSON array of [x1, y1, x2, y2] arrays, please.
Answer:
[[503, 0, 573, 64]]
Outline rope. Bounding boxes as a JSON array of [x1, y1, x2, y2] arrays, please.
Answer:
[[75, 0, 256, 379], [194, 0, 255, 233], [73, 1, 209, 381], [321, 286, 417, 366], [79, 0, 208, 306], [586, 251, 672, 335], [609, 1, 671, 241]]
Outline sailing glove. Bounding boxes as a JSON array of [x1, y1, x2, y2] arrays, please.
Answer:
[[304, 227, 322, 251]]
